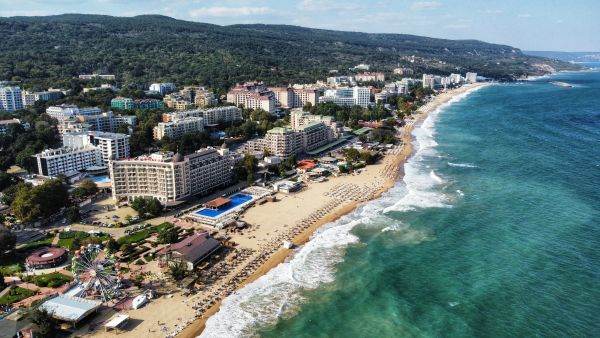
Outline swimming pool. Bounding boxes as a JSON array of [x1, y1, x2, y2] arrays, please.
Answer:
[[89, 175, 111, 184], [194, 193, 253, 218]]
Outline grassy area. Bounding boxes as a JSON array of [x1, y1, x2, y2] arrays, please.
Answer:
[[57, 231, 110, 250], [25, 272, 73, 288], [117, 222, 173, 245], [0, 263, 23, 276], [0, 287, 36, 305]]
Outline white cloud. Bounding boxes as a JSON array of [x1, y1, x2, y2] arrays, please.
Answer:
[[410, 1, 442, 10], [189, 6, 273, 18], [517, 13, 532, 18], [297, 0, 363, 12]]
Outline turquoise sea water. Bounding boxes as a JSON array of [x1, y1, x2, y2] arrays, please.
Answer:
[[201, 66, 599, 337]]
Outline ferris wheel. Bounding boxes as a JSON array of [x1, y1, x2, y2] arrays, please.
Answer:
[[71, 244, 122, 302]]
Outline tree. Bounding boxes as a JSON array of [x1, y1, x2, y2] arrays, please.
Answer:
[[0, 272, 6, 292], [168, 262, 187, 281], [359, 151, 377, 165], [11, 179, 70, 222], [64, 206, 81, 223], [0, 227, 17, 256], [106, 238, 119, 253], [130, 197, 163, 217], [343, 148, 360, 163], [0, 172, 19, 191], [71, 179, 98, 199], [120, 243, 134, 256], [157, 226, 178, 244], [29, 308, 56, 338]]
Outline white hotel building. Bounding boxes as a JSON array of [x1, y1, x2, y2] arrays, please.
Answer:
[[0, 86, 24, 112], [63, 131, 130, 166], [46, 105, 101, 120], [109, 148, 232, 205], [319, 87, 371, 108], [153, 116, 204, 140], [35, 147, 102, 177]]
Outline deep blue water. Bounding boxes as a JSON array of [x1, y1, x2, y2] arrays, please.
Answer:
[[201, 66, 600, 337]]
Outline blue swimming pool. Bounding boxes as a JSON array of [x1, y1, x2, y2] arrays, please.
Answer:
[[90, 175, 111, 184], [194, 193, 253, 218]]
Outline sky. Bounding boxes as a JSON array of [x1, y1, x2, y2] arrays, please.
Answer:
[[1, 0, 598, 52]]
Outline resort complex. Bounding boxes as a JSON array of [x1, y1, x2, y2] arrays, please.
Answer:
[[0, 41, 491, 338]]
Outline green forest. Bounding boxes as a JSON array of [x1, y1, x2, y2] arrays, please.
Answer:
[[0, 14, 577, 90]]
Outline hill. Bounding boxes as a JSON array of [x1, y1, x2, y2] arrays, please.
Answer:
[[0, 14, 577, 90]]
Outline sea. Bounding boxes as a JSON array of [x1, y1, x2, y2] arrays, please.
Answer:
[[201, 64, 600, 337]]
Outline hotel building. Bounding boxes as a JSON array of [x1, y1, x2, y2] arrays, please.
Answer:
[[226, 82, 275, 113], [78, 74, 115, 80], [161, 106, 242, 125], [0, 86, 24, 112], [355, 72, 385, 82], [269, 87, 321, 109], [34, 147, 102, 177], [62, 131, 130, 166], [153, 116, 204, 140], [290, 109, 341, 138], [466, 72, 478, 83], [246, 127, 302, 158], [109, 148, 232, 205], [111, 97, 164, 110], [246, 114, 336, 158], [46, 105, 101, 120], [319, 87, 371, 108], [149, 83, 176, 95]]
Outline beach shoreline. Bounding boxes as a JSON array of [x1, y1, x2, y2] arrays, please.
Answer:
[[175, 82, 488, 338]]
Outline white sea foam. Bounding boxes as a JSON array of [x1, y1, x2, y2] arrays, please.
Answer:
[[447, 162, 478, 168], [201, 85, 485, 337]]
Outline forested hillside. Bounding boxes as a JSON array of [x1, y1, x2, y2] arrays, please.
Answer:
[[0, 14, 576, 90]]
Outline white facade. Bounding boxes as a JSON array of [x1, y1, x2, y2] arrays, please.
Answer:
[[153, 116, 204, 140], [0, 86, 23, 112], [149, 83, 176, 95], [46, 105, 102, 120], [109, 148, 232, 205], [319, 87, 371, 108], [35, 147, 102, 177], [63, 131, 130, 165], [466, 72, 478, 83], [326, 76, 356, 87], [355, 72, 385, 82]]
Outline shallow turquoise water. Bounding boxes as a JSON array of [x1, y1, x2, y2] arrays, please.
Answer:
[[201, 67, 600, 337], [258, 70, 600, 337]]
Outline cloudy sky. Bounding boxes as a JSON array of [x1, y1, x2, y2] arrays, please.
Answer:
[[1, 0, 598, 51]]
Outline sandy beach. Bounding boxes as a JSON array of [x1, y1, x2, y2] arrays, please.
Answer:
[[88, 83, 487, 338]]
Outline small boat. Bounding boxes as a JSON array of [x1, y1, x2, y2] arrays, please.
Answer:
[[131, 294, 148, 309]]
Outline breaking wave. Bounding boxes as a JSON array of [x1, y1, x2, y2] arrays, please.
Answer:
[[447, 162, 478, 168]]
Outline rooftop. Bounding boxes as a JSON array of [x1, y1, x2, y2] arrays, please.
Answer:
[[204, 197, 231, 209], [158, 232, 221, 265], [39, 295, 101, 323]]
